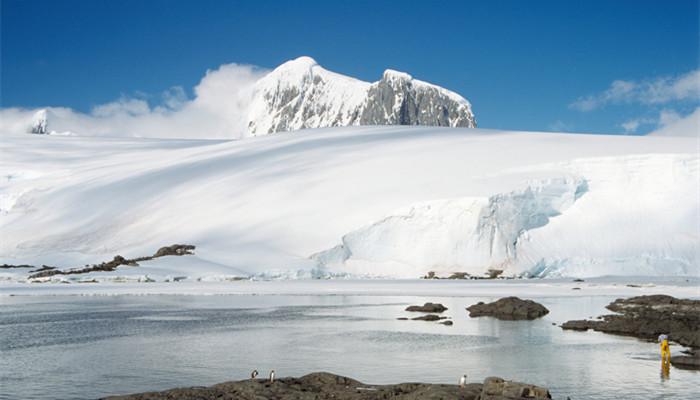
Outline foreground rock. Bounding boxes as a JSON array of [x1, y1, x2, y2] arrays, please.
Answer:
[[99, 372, 550, 400], [480, 377, 550, 400], [561, 295, 700, 368], [466, 297, 549, 320]]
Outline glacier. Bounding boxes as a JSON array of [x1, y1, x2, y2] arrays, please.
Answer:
[[0, 126, 698, 282], [312, 177, 589, 277], [313, 154, 699, 278]]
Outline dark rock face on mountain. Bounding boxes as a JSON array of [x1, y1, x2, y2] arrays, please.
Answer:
[[359, 70, 476, 128], [99, 372, 551, 400], [466, 297, 549, 320], [29, 109, 48, 134], [247, 57, 476, 136], [561, 295, 700, 348]]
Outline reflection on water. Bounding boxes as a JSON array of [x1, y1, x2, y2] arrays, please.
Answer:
[[661, 358, 671, 380], [0, 294, 697, 400]]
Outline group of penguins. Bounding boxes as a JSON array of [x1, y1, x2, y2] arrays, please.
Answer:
[[251, 369, 274, 383]]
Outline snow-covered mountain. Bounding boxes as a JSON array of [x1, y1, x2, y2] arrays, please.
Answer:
[[2, 57, 476, 139], [246, 57, 476, 135], [1, 126, 697, 282]]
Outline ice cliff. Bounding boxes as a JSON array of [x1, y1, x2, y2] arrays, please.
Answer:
[[312, 153, 699, 278], [312, 178, 589, 277]]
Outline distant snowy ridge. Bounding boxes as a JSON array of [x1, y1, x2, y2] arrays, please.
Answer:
[[247, 57, 476, 136]]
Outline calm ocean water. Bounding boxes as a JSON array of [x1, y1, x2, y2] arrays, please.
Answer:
[[0, 293, 697, 399]]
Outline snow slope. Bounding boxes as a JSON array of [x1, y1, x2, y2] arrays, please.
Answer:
[[1, 126, 698, 282]]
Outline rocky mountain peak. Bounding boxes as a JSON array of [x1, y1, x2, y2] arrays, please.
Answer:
[[246, 58, 476, 137], [29, 109, 48, 134]]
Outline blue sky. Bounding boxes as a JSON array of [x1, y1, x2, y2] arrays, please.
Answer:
[[2, 0, 698, 135]]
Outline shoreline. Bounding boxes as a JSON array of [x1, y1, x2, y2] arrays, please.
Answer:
[[99, 372, 552, 400], [2, 276, 699, 298]]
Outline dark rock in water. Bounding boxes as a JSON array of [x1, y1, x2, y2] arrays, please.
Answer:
[[669, 355, 700, 369], [406, 302, 448, 313], [561, 295, 700, 348], [466, 297, 549, 320], [98, 372, 550, 400], [559, 320, 589, 331], [411, 314, 447, 321]]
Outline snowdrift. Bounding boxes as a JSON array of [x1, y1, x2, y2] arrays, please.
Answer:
[[1, 126, 698, 281]]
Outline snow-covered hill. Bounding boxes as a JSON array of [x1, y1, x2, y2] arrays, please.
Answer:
[[1, 126, 697, 282]]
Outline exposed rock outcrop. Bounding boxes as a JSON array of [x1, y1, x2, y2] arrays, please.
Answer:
[[99, 372, 550, 400], [247, 57, 476, 136], [29, 109, 48, 134], [26, 244, 196, 279], [466, 297, 549, 320]]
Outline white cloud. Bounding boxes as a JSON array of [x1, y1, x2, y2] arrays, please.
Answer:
[[657, 109, 681, 127], [620, 119, 643, 134], [547, 120, 574, 133], [0, 62, 269, 139], [621, 107, 699, 137], [648, 107, 700, 137], [570, 69, 700, 111], [159, 86, 188, 111], [91, 96, 151, 117]]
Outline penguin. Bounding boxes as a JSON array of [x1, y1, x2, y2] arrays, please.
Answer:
[[251, 370, 258, 379], [459, 374, 467, 388], [270, 370, 275, 383]]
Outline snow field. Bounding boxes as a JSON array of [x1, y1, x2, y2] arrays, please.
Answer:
[[1, 126, 698, 282]]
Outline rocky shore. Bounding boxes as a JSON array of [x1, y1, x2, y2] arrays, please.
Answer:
[[99, 372, 551, 400], [561, 294, 700, 368]]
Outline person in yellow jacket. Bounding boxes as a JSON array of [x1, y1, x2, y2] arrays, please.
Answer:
[[658, 333, 670, 358]]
